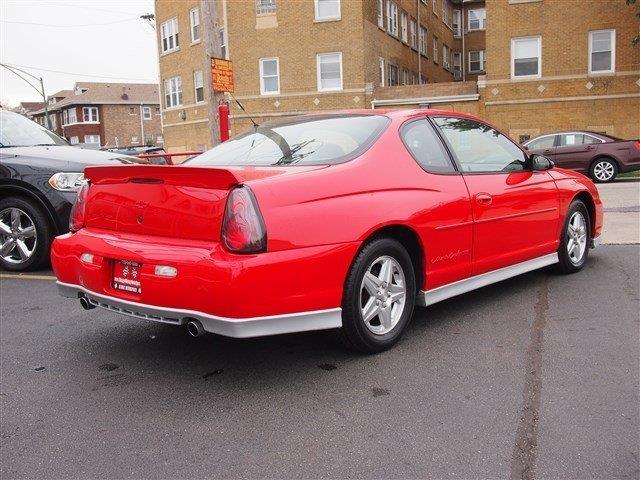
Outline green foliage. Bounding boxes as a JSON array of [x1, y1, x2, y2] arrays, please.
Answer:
[[627, 0, 640, 45]]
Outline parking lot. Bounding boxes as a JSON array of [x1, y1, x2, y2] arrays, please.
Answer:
[[1, 180, 639, 479]]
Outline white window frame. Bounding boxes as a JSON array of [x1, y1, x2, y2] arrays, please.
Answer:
[[588, 29, 616, 74], [82, 106, 98, 123], [400, 10, 408, 43], [69, 136, 79, 145], [314, 0, 341, 21], [84, 135, 101, 145], [468, 50, 486, 72], [189, 7, 200, 43], [164, 76, 183, 108], [387, 63, 399, 87], [256, 0, 277, 15], [467, 8, 485, 31], [64, 108, 77, 125], [409, 18, 417, 49], [453, 9, 461, 37], [432, 0, 437, 15], [160, 17, 179, 53], [419, 26, 427, 56], [142, 106, 152, 119], [193, 70, 205, 103], [386, 1, 398, 36], [377, 0, 384, 28], [433, 37, 438, 63], [379, 57, 385, 87], [259, 57, 280, 95], [316, 52, 343, 92], [511, 36, 541, 79]]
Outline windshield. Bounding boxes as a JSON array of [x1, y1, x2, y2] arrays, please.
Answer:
[[0, 110, 68, 147], [187, 114, 390, 167]]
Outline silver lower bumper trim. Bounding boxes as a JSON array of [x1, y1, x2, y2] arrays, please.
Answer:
[[57, 281, 342, 338], [417, 252, 559, 307]]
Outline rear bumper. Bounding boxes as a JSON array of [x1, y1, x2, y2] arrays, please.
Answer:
[[57, 281, 342, 337]]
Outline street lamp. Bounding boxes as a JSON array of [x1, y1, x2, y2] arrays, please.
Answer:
[[0, 63, 52, 129]]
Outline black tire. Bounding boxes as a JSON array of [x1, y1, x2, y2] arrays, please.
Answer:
[[557, 200, 591, 274], [0, 196, 53, 272], [340, 238, 416, 353], [589, 157, 618, 183]]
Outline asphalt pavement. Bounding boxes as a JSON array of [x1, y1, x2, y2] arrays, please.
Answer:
[[1, 245, 638, 479]]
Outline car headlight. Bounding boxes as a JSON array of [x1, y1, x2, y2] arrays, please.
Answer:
[[48, 172, 87, 192]]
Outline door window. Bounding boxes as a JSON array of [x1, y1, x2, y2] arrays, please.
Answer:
[[582, 135, 601, 145], [433, 117, 527, 173], [401, 120, 455, 173]]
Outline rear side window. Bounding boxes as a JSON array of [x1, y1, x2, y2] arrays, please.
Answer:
[[582, 135, 601, 144], [401, 120, 456, 173], [187, 115, 390, 166], [560, 134, 585, 146], [433, 117, 527, 173], [527, 135, 556, 150]]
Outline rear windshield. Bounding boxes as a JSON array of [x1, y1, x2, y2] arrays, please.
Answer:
[[187, 114, 390, 166]]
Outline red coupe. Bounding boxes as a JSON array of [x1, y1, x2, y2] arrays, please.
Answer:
[[51, 110, 603, 352]]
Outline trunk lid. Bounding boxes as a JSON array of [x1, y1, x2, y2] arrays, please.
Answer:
[[82, 164, 323, 240]]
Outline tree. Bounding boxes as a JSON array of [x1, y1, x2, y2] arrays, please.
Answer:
[[627, 0, 640, 45]]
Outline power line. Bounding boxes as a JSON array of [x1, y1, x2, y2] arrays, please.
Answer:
[[1, 63, 157, 82], [0, 17, 138, 28]]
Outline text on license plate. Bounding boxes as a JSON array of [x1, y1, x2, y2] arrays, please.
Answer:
[[113, 260, 142, 294]]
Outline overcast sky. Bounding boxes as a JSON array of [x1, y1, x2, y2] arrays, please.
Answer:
[[0, 0, 158, 107]]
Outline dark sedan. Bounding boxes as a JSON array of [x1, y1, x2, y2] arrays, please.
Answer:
[[0, 110, 145, 271], [524, 131, 640, 183]]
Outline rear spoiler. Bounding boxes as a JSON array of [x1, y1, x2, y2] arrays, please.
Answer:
[[84, 165, 241, 190]]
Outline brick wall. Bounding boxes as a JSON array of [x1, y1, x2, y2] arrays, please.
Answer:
[[101, 104, 163, 148]]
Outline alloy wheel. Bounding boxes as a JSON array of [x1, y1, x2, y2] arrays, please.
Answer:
[[567, 211, 587, 265], [593, 161, 615, 182], [0, 207, 37, 265], [360, 255, 407, 335]]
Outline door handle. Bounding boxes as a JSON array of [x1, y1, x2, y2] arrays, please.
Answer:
[[475, 193, 493, 206], [542, 149, 553, 154], [585, 145, 596, 151]]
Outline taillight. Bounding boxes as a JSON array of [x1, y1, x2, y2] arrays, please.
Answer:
[[69, 182, 89, 232], [634, 140, 640, 151], [221, 185, 267, 253]]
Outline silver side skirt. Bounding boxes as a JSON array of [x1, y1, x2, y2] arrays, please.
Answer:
[[57, 281, 342, 338], [416, 253, 559, 307]]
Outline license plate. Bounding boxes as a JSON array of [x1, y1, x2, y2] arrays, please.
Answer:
[[112, 260, 142, 294]]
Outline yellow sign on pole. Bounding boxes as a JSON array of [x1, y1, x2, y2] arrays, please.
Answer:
[[211, 58, 234, 93]]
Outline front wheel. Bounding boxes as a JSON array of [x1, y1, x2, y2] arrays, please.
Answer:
[[590, 158, 617, 183], [557, 200, 590, 274], [340, 238, 416, 353]]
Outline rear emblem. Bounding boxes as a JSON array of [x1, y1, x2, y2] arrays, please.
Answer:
[[137, 215, 144, 224]]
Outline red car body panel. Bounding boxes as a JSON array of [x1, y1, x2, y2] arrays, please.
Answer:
[[51, 109, 603, 332]]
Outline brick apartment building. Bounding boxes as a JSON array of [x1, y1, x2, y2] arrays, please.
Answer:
[[155, 0, 485, 152], [155, 0, 638, 152], [31, 82, 163, 148]]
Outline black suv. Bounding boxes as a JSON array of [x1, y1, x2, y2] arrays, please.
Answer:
[[0, 110, 146, 271]]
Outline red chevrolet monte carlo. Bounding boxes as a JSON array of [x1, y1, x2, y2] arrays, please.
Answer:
[[51, 110, 603, 353]]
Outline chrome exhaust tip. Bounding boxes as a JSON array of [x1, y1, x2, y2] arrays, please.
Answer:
[[186, 319, 205, 337], [79, 296, 95, 310]]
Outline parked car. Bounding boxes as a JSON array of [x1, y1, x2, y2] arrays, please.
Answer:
[[102, 146, 168, 165], [523, 131, 640, 183], [52, 110, 603, 353], [0, 110, 146, 271]]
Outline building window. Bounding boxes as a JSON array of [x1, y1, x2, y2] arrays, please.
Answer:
[[468, 8, 485, 31], [511, 36, 541, 78], [433, 36, 438, 63], [442, 0, 450, 26], [386, 1, 398, 36], [387, 63, 399, 87], [84, 135, 100, 145], [409, 18, 417, 49], [220, 27, 227, 58], [69, 136, 79, 145], [400, 10, 408, 43], [157, 135, 164, 144], [131, 136, 139, 145], [256, 0, 276, 15], [315, 0, 340, 21], [402, 68, 409, 86], [432, 0, 437, 15], [82, 107, 98, 122], [259, 58, 280, 95], [155, 107, 161, 114], [419, 26, 427, 56], [142, 106, 152, 120], [190, 8, 200, 43], [129, 107, 136, 115], [160, 17, 179, 53], [469, 50, 486, 72], [589, 29, 615, 74], [453, 52, 462, 72], [379, 57, 385, 87], [377, 0, 384, 28], [443, 45, 450, 69], [193, 70, 205, 103], [316, 52, 342, 92], [63, 108, 76, 125], [163, 76, 183, 108], [453, 10, 461, 37]]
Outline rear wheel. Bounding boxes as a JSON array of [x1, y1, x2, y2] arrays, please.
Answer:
[[340, 238, 416, 353], [0, 196, 52, 271], [557, 200, 590, 274], [589, 158, 617, 183]]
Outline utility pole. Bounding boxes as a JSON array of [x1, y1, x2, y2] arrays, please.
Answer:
[[1, 63, 51, 129], [201, 0, 225, 145]]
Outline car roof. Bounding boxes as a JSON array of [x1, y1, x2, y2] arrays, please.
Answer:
[[294, 108, 481, 121]]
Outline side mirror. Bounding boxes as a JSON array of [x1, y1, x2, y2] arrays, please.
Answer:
[[531, 154, 554, 171]]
